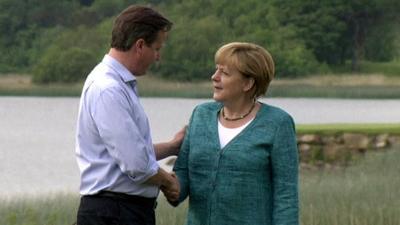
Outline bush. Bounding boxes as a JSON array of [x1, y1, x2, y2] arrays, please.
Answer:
[[272, 44, 320, 78], [153, 15, 225, 81], [31, 23, 109, 84], [33, 47, 97, 83]]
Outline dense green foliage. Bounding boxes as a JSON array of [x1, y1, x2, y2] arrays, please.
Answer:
[[0, 0, 399, 83], [33, 47, 97, 83], [154, 0, 320, 80], [274, 0, 400, 71]]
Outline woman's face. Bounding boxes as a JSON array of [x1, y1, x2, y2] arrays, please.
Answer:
[[211, 63, 251, 103]]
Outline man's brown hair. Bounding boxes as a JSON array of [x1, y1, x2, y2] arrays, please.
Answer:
[[111, 5, 172, 51]]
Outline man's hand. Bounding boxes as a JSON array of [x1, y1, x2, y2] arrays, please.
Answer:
[[169, 126, 187, 155], [154, 125, 187, 160], [160, 173, 180, 202]]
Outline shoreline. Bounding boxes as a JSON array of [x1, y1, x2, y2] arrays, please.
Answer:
[[1, 74, 400, 98]]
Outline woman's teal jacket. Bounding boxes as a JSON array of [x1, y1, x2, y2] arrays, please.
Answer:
[[173, 102, 299, 225]]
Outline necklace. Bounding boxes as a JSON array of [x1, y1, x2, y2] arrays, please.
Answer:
[[221, 101, 256, 121]]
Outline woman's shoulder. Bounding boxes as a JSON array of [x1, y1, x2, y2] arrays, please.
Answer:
[[194, 101, 222, 113], [186, 101, 220, 126], [259, 102, 294, 124]]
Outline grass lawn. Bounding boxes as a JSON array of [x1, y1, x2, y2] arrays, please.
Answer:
[[1, 144, 399, 225], [300, 146, 400, 225], [297, 123, 400, 134]]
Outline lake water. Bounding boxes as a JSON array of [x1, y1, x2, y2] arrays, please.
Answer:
[[1, 97, 399, 197]]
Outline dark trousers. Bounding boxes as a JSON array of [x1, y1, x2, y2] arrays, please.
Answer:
[[77, 191, 157, 225]]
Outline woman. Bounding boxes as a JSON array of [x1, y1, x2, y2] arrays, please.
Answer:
[[172, 42, 299, 225]]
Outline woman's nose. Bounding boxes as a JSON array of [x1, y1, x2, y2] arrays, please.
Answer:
[[211, 72, 219, 81]]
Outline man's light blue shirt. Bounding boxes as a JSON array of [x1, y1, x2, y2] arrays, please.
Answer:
[[75, 55, 159, 198]]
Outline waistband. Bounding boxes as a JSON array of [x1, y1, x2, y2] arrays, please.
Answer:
[[86, 191, 157, 209]]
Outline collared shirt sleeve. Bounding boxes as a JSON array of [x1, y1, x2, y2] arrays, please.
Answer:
[[91, 85, 159, 184], [271, 115, 299, 225]]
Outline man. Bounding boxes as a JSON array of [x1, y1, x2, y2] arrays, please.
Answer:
[[75, 5, 182, 225]]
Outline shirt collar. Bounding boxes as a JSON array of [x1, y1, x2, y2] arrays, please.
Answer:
[[102, 54, 137, 83]]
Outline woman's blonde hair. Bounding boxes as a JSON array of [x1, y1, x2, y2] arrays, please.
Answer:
[[215, 42, 275, 98]]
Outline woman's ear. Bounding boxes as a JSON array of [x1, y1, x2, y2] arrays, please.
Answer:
[[243, 77, 255, 92]]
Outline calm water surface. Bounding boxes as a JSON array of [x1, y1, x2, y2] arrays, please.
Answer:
[[1, 97, 399, 197]]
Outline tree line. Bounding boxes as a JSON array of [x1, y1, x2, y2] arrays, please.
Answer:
[[0, 0, 399, 83]]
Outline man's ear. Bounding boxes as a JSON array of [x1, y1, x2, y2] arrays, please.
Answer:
[[135, 39, 146, 53]]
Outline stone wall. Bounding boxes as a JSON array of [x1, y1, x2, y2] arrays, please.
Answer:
[[298, 133, 400, 170], [166, 133, 400, 170]]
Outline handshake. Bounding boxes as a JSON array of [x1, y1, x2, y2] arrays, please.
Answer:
[[160, 172, 180, 203]]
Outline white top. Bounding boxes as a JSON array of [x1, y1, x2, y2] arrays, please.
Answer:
[[218, 118, 254, 148]]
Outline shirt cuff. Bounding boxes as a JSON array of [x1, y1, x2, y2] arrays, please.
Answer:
[[128, 159, 160, 184]]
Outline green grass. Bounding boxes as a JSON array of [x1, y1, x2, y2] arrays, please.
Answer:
[[300, 147, 400, 225], [0, 85, 83, 97], [1, 145, 399, 225], [3, 83, 400, 99], [136, 76, 212, 98], [268, 84, 400, 99], [0, 192, 79, 225], [156, 198, 188, 225], [359, 61, 400, 76], [297, 123, 400, 134], [331, 60, 400, 76]]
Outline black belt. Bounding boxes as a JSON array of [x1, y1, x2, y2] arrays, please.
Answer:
[[89, 191, 157, 209]]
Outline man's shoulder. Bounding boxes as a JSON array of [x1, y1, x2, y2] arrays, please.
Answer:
[[85, 63, 123, 92]]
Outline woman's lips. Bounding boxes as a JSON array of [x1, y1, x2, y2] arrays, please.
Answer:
[[214, 86, 222, 90]]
